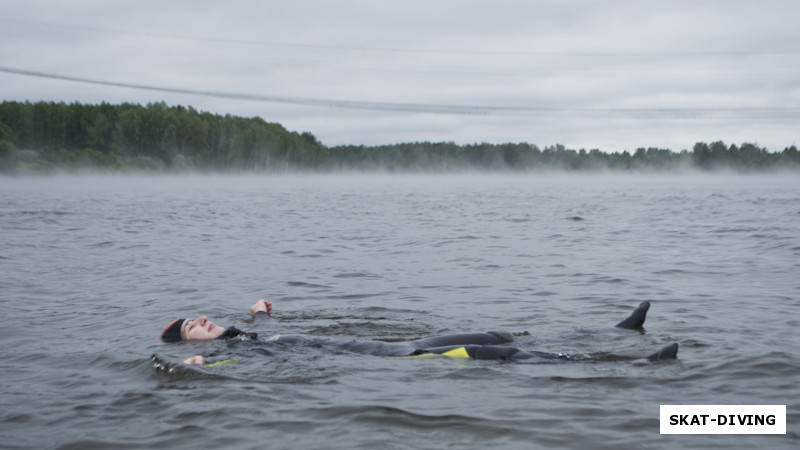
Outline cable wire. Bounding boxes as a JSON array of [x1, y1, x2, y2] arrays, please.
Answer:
[[2, 65, 799, 119]]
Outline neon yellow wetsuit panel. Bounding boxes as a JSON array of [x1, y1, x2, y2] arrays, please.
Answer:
[[408, 346, 471, 359], [204, 358, 239, 368]]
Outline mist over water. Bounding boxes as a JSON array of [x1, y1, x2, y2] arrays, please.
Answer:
[[1, 174, 798, 449]]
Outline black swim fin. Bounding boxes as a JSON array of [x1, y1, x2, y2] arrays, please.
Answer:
[[645, 343, 679, 362], [615, 301, 650, 330]]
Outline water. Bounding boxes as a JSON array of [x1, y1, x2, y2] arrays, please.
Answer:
[[1, 174, 798, 449]]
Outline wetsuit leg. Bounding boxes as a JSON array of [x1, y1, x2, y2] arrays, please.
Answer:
[[469, 344, 677, 362], [411, 332, 514, 349], [414, 344, 533, 361], [333, 339, 416, 357], [470, 345, 533, 360]]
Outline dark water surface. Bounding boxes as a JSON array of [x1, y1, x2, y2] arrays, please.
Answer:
[[1, 174, 798, 449]]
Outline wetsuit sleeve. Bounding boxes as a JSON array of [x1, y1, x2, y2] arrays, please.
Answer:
[[222, 326, 258, 340], [250, 309, 286, 336]]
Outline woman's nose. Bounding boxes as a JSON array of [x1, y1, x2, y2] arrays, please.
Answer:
[[198, 315, 207, 325]]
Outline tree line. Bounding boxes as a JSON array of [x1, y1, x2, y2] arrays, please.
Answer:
[[1, 101, 798, 173]]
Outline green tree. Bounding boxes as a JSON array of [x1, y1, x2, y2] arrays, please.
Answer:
[[693, 142, 711, 169]]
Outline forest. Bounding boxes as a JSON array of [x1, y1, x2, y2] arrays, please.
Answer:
[[1, 101, 798, 173]]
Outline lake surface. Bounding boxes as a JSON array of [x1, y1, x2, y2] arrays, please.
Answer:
[[1, 174, 798, 449]]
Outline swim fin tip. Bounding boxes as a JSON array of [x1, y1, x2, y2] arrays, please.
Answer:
[[615, 301, 651, 330], [645, 342, 679, 362]]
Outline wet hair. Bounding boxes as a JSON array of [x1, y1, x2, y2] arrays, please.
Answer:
[[160, 319, 187, 342]]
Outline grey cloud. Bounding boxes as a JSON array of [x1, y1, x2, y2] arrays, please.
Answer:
[[1, 0, 798, 151]]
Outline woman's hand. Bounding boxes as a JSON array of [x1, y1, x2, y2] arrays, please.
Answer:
[[183, 355, 205, 365], [250, 299, 273, 317]]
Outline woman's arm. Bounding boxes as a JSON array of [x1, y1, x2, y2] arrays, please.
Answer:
[[183, 355, 240, 367]]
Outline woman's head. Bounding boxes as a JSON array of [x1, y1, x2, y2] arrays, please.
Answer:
[[160, 315, 226, 341]]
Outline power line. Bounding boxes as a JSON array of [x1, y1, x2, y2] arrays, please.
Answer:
[[2, 65, 799, 119], [2, 16, 800, 58]]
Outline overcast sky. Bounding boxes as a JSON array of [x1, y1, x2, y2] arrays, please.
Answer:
[[1, 0, 799, 151]]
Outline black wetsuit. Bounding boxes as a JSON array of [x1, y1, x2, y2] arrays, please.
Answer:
[[191, 302, 677, 365], [211, 323, 533, 362]]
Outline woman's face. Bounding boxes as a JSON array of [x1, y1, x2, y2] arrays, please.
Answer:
[[183, 315, 226, 341]]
